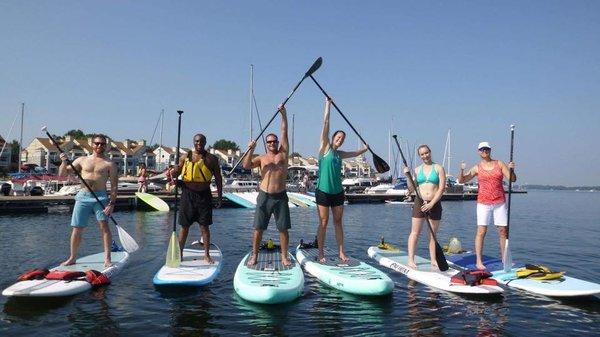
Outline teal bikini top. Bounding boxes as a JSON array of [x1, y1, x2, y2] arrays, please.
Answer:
[[416, 164, 439, 185]]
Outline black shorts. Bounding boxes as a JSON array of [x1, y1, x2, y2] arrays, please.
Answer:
[[254, 190, 291, 231], [179, 186, 213, 227], [315, 189, 345, 207], [412, 197, 442, 220]]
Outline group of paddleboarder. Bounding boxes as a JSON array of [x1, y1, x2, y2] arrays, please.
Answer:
[[55, 100, 516, 273]]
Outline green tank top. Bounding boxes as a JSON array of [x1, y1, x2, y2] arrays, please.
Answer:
[[317, 148, 343, 194]]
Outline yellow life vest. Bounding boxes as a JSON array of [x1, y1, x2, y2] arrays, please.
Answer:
[[181, 152, 213, 183], [515, 264, 564, 281]]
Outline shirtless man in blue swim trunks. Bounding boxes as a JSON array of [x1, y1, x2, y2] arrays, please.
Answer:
[[58, 134, 118, 268]]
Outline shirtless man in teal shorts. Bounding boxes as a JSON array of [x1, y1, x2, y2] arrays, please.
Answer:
[[58, 134, 118, 268], [243, 104, 292, 267]]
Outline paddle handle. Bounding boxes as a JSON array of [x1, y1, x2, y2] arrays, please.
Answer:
[[506, 125, 515, 238], [43, 128, 119, 227], [227, 58, 322, 176]]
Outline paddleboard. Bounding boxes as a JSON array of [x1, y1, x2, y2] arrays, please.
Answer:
[[296, 244, 393, 296], [287, 194, 309, 207], [223, 192, 255, 209], [153, 244, 223, 286], [247, 191, 297, 208], [136, 192, 170, 211], [384, 200, 413, 205], [2, 251, 129, 297], [367, 246, 503, 295], [288, 192, 317, 207], [447, 253, 600, 297], [234, 246, 304, 304]]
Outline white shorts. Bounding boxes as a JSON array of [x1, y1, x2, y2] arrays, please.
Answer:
[[476, 203, 507, 227]]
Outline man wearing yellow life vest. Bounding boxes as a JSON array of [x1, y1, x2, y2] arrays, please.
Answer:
[[171, 134, 223, 264], [243, 104, 292, 267]]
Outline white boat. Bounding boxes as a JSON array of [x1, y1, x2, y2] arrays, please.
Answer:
[[222, 179, 259, 192]]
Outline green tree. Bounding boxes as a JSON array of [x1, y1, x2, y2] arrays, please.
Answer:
[[213, 139, 240, 151], [65, 129, 86, 139], [291, 152, 302, 158], [9, 140, 20, 171]]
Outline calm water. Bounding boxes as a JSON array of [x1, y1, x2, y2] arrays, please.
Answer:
[[1, 190, 599, 336]]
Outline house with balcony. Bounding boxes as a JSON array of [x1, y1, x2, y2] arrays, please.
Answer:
[[0, 135, 12, 171]]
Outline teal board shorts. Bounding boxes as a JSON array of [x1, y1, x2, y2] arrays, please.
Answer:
[[71, 190, 109, 228]]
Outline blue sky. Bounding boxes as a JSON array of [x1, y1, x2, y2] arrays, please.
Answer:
[[1, 1, 599, 185]]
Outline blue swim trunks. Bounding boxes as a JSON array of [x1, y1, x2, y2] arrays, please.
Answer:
[[71, 190, 109, 228]]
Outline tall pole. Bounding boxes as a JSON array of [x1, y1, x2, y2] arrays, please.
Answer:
[[292, 113, 295, 164], [447, 128, 451, 177], [18, 102, 24, 173], [159, 108, 164, 171], [250, 64, 254, 141]]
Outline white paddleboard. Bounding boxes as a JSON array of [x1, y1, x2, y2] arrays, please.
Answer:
[[153, 245, 223, 286], [447, 253, 600, 297], [2, 251, 129, 297], [368, 246, 503, 295], [296, 245, 393, 296]]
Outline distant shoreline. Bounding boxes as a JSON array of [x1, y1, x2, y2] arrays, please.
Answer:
[[525, 185, 599, 191]]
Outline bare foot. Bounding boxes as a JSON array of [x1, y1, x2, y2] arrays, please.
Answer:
[[339, 252, 350, 263], [247, 254, 258, 266], [104, 260, 113, 268], [61, 258, 76, 266], [476, 263, 486, 270], [281, 256, 292, 267], [205, 254, 214, 264], [430, 263, 439, 271], [318, 255, 327, 264], [407, 260, 418, 269]]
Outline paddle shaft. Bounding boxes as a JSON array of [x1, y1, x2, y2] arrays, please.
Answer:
[[309, 75, 370, 154], [393, 135, 448, 271], [173, 110, 183, 232], [228, 57, 323, 176], [506, 126, 515, 237], [44, 130, 119, 227]]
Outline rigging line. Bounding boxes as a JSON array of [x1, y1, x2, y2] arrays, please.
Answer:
[[148, 109, 163, 147], [0, 110, 20, 158], [252, 92, 267, 152]]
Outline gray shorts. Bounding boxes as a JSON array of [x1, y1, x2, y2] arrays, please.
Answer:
[[253, 190, 291, 232]]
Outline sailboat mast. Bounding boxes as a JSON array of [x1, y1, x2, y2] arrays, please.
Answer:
[[159, 109, 164, 171], [18, 102, 24, 173], [250, 64, 254, 141], [447, 129, 451, 176]]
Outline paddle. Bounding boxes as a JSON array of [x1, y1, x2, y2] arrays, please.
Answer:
[[503, 125, 515, 273], [308, 75, 390, 174], [41, 126, 139, 253], [393, 135, 448, 271], [166, 110, 184, 268], [227, 57, 323, 176]]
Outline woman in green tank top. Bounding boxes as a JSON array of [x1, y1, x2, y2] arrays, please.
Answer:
[[315, 98, 369, 263]]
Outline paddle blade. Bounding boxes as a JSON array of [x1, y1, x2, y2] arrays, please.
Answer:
[[166, 232, 181, 268], [435, 242, 449, 271], [503, 239, 512, 273], [116, 225, 139, 253], [305, 57, 323, 77], [372, 152, 390, 174]]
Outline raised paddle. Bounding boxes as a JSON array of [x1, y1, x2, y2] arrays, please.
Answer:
[[166, 110, 184, 268], [308, 75, 390, 174], [393, 135, 448, 271], [41, 126, 139, 253], [503, 125, 516, 273], [227, 57, 323, 176]]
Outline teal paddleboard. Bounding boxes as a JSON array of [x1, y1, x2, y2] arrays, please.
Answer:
[[296, 244, 393, 296], [234, 246, 304, 304]]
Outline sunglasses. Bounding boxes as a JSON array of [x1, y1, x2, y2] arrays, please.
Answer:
[[94, 142, 107, 146], [479, 148, 491, 152], [266, 140, 279, 144]]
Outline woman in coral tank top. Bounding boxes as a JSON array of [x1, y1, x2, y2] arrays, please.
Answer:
[[458, 141, 516, 270]]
